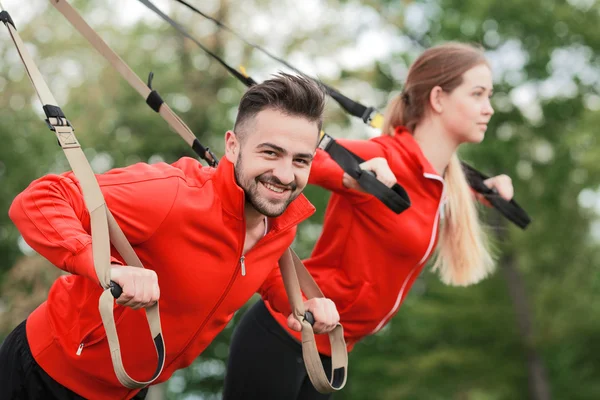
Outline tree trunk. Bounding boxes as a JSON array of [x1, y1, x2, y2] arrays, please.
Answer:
[[494, 216, 551, 400], [500, 254, 551, 400]]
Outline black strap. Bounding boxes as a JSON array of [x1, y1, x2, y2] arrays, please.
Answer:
[[171, 0, 375, 124], [137, 0, 255, 88], [146, 0, 530, 226], [461, 162, 531, 229], [191, 138, 218, 168], [138, 0, 410, 214], [319, 134, 411, 214]]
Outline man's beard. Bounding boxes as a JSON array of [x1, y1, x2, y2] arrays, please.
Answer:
[[234, 154, 299, 218]]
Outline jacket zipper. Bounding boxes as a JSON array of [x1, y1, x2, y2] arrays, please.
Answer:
[[240, 216, 269, 277], [76, 306, 128, 356], [371, 173, 446, 335], [164, 224, 296, 370], [240, 256, 246, 276]]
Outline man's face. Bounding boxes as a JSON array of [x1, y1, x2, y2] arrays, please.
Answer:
[[225, 108, 319, 218]]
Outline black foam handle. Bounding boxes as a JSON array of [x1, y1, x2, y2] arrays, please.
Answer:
[[110, 280, 123, 299], [304, 311, 315, 326]]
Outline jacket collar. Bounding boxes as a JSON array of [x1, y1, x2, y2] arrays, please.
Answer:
[[393, 126, 443, 179], [213, 158, 315, 230]]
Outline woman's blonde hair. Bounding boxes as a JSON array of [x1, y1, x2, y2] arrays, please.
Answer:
[[382, 42, 495, 286]]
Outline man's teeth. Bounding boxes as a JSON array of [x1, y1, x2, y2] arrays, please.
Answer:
[[263, 182, 285, 193]]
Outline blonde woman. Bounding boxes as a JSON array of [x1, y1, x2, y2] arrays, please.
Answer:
[[224, 42, 515, 400]]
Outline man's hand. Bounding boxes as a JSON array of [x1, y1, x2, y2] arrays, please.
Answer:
[[477, 174, 514, 206], [110, 265, 160, 310], [287, 297, 340, 334], [342, 157, 397, 192]]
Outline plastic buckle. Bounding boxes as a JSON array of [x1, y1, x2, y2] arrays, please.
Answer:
[[361, 107, 376, 125], [205, 147, 219, 167], [317, 133, 333, 151], [45, 117, 73, 132]]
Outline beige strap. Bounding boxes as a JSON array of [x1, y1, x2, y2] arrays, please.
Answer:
[[50, 0, 215, 165], [279, 249, 348, 392], [1, 11, 165, 389], [16, 0, 348, 392]]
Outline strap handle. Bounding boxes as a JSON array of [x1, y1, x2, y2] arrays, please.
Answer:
[[319, 133, 411, 214], [1, 10, 165, 389], [279, 249, 348, 392], [461, 162, 532, 229]]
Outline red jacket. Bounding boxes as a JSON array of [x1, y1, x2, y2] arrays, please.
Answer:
[[265, 128, 445, 356], [9, 157, 313, 400]]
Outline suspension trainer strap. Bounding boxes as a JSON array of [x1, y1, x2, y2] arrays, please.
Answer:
[[138, 0, 255, 88], [48, 0, 347, 392], [461, 162, 531, 229], [1, 7, 165, 389], [279, 248, 348, 392], [319, 133, 411, 214], [171, 0, 382, 128], [50, 0, 217, 167], [167, 0, 531, 228], [134, 1, 349, 391], [138, 0, 409, 217]]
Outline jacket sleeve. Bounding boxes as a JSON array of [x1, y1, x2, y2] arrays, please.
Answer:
[[9, 163, 180, 282], [308, 138, 387, 193], [257, 266, 292, 316]]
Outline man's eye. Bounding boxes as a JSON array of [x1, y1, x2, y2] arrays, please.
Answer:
[[294, 159, 309, 165], [263, 151, 277, 157]]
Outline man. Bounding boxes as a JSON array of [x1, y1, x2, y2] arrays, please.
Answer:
[[0, 73, 339, 399]]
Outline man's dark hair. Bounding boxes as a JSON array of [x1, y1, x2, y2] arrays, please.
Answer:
[[233, 72, 326, 141]]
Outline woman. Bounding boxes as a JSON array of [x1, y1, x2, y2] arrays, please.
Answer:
[[223, 42, 515, 400]]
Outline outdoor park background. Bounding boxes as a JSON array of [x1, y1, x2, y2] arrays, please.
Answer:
[[0, 0, 599, 399]]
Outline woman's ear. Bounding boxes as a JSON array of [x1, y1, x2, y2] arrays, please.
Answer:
[[429, 86, 445, 114]]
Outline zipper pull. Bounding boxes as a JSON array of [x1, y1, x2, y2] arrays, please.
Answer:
[[240, 256, 246, 276], [76, 343, 84, 356]]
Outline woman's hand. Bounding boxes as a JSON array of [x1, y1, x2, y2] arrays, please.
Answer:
[[342, 157, 397, 192]]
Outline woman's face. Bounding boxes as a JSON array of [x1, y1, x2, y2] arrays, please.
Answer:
[[439, 64, 494, 144]]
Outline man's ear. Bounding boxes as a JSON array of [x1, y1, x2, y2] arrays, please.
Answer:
[[429, 86, 445, 114], [224, 130, 239, 163]]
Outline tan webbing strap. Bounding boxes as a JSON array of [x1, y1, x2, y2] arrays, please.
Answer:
[[279, 249, 348, 392], [49, 0, 217, 166], [24, 0, 348, 392], [1, 11, 165, 389]]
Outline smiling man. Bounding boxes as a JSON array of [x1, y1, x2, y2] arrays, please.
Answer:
[[0, 73, 339, 400]]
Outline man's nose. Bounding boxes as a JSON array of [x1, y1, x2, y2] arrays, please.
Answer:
[[271, 160, 295, 187]]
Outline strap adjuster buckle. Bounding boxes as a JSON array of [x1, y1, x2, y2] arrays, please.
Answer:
[[361, 107, 376, 124], [43, 104, 74, 132], [205, 147, 219, 167], [317, 133, 333, 152], [45, 117, 73, 132]]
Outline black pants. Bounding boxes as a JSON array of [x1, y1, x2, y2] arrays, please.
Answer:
[[0, 320, 148, 400], [223, 300, 333, 400]]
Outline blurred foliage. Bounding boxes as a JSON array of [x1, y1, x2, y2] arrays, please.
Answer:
[[1, 0, 599, 399]]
